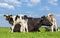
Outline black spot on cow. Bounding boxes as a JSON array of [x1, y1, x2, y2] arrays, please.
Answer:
[[10, 24, 21, 32], [13, 24, 21, 32], [15, 15, 20, 21], [22, 15, 28, 20]]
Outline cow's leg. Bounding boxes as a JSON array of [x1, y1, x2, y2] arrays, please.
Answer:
[[26, 20, 28, 32], [26, 26, 28, 32], [20, 25, 25, 32], [11, 25, 15, 32], [21, 23, 27, 32], [22, 23, 26, 32], [23, 27, 25, 32], [25, 24, 28, 32], [9, 27, 12, 32], [54, 25, 57, 32], [51, 25, 54, 32], [20, 25, 23, 32], [20, 21, 25, 32], [55, 22, 57, 32], [23, 25, 25, 32], [11, 22, 16, 32], [56, 26, 57, 32], [23, 26, 25, 32]]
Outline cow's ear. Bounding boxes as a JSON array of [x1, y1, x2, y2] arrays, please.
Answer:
[[10, 15, 12, 18], [4, 15, 6, 18], [16, 15, 20, 18], [24, 15, 28, 19]]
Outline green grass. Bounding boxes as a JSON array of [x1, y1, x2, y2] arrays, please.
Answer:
[[0, 28, 60, 38]]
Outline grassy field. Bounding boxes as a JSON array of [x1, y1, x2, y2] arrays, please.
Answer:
[[0, 28, 60, 38]]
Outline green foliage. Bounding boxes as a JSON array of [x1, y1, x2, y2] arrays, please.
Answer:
[[0, 28, 60, 38]]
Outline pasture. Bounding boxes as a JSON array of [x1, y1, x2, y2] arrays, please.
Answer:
[[0, 27, 60, 38]]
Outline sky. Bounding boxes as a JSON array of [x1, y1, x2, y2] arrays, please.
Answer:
[[0, 0, 60, 27]]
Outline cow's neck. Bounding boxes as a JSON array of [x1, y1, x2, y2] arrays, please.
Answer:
[[9, 18, 14, 25]]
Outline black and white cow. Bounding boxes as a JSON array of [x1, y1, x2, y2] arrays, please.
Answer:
[[27, 16, 52, 32], [4, 14, 28, 32], [15, 15, 28, 32], [4, 15, 21, 32]]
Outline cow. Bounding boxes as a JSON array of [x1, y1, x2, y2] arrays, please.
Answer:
[[4, 14, 28, 32], [47, 13, 57, 32], [28, 16, 52, 32], [15, 15, 28, 32], [4, 15, 21, 32]]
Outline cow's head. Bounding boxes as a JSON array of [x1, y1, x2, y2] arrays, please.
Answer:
[[4, 15, 12, 21], [4, 15, 13, 25], [38, 16, 52, 26]]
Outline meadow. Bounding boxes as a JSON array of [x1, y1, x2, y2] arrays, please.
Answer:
[[0, 27, 60, 38]]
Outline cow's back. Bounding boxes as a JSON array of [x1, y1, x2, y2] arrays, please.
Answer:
[[28, 17, 41, 32]]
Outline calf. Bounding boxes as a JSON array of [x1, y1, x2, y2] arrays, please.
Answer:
[[15, 15, 28, 32], [4, 15, 21, 32]]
